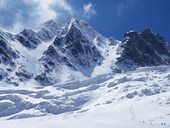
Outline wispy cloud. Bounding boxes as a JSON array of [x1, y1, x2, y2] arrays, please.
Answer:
[[115, 0, 140, 16], [0, 0, 5, 8], [0, 0, 74, 32], [0, 0, 98, 32], [83, 2, 96, 19]]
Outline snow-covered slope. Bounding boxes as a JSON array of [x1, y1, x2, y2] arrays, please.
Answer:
[[35, 19, 107, 85], [0, 18, 170, 128], [0, 65, 170, 128], [1, 19, 170, 86], [0, 18, 121, 86]]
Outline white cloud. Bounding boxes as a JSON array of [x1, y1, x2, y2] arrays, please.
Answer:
[[0, 0, 74, 32], [83, 2, 96, 19], [0, 0, 5, 8], [115, 0, 140, 16]]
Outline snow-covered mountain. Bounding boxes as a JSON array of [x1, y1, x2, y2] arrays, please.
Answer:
[[0, 18, 170, 128], [115, 28, 170, 71], [1, 18, 170, 86], [0, 18, 116, 86]]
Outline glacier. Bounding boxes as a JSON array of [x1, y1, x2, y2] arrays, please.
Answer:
[[0, 18, 170, 128]]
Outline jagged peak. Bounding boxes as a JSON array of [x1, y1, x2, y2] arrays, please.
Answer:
[[67, 18, 91, 30], [70, 17, 79, 23], [124, 28, 162, 41], [63, 18, 101, 42], [140, 28, 167, 44], [69, 18, 89, 27], [155, 32, 165, 42], [34, 19, 62, 41], [18, 29, 37, 38], [0, 28, 14, 41], [124, 28, 153, 38], [124, 30, 138, 38], [141, 27, 153, 35], [62, 18, 86, 37], [66, 18, 81, 30], [21, 28, 35, 34], [38, 19, 61, 32], [42, 19, 58, 27]]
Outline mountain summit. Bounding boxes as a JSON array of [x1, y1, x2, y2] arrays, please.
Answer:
[[0, 19, 170, 86], [0, 19, 170, 128], [115, 28, 170, 71]]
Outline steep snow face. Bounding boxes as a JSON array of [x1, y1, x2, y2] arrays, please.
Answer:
[[115, 28, 170, 72], [0, 20, 63, 86], [35, 19, 105, 85], [53, 23, 102, 71], [0, 30, 14, 41], [0, 36, 18, 65], [34, 19, 121, 85], [36, 20, 62, 41], [1, 19, 170, 86], [0, 33, 19, 82], [92, 39, 121, 76], [67, 18, 99, 41], [15, 20, 62, 49], [0, 20, 61, 85]]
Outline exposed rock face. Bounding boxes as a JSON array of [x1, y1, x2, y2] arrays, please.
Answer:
[[36, 20, 61, 41], [0, 69, 8, 81], [53, 24, 102, 69], [15, 68, 33, 82], [1, 19, 170, 86], [16, 20, 61, 49], [0, 33, 19, 82], [16, 29, 41, 49], [0, 35, 18, 65], [116, 28, 170, 71], [35, 20, 103, 85]]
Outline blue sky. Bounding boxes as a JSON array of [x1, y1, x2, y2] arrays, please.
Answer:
[[0, 0, 170, 42], [84, 0, 170, 42]]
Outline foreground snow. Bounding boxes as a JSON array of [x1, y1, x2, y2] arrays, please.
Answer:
[[0, 66, 170, 128]]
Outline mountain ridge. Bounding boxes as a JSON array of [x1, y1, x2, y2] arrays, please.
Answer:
[[0, 18, 170, 86]]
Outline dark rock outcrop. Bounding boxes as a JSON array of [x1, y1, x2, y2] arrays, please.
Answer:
[[0, 36, 18, 65], [116, 28, 170, 71], [16, 29, 41, 49]]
